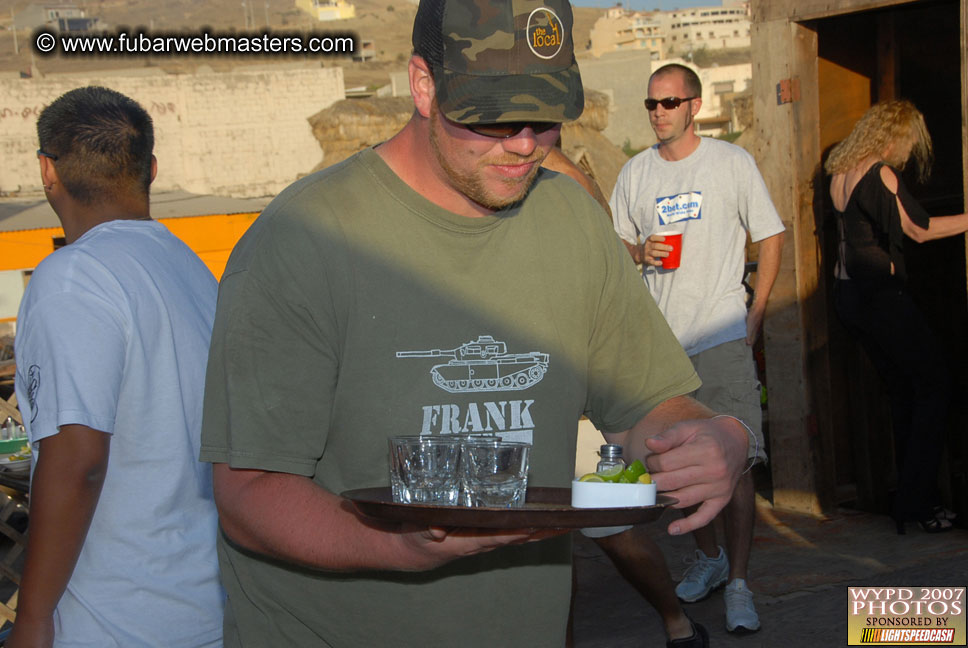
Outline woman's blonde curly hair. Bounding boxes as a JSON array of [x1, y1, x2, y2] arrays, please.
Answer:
[[824, 99, 933, 183]]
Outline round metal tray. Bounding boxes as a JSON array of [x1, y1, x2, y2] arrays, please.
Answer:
[[342, 486, 675, 529]]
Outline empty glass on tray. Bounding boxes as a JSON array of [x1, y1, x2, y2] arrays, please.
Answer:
[[388, 435, 462, 505], [460, 440, 531, 508]]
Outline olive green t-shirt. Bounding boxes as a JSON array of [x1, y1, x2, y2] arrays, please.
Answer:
[[200, 147, 699, 647]]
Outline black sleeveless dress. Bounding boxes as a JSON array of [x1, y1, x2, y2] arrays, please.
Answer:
[[834, 162, 930, 284], [833, 163, 948, 525]]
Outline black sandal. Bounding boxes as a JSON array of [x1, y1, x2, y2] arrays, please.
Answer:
[[917, 516, 954, 533], [933, 505, 958, 523]]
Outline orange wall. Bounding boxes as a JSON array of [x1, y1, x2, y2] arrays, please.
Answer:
[[0, 212, 260, 281]]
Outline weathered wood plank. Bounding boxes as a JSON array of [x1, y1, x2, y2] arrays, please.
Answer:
[[957, 0, 968, 521], [875, 12, 897, 100], [963, 0, 968, 223], [751, 11, 825, 515], [0, 397, 21, 425], [755, 0, 913, 24]]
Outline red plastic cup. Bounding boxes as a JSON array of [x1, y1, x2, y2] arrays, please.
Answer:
[[657, 231, 683, 269]]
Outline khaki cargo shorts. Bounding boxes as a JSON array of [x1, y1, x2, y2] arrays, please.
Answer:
[[689, 338, 768, 465]]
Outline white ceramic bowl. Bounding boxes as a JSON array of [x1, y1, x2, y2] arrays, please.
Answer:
[[571, 479, 657, 508], [571, 480, 657, 537]]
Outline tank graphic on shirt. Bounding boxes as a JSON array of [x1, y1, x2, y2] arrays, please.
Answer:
[[396, 335, 549, 394]]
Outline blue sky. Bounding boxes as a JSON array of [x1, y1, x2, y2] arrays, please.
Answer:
[[571, 0, 719, 9]]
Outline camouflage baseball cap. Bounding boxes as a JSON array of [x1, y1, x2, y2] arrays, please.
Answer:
[[412, 0, 584, 125]]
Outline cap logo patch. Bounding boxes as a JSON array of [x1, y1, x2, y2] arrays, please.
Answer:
[[526, 7, 564, 60]]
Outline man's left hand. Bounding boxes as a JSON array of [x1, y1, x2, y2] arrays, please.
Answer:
[[643, 416, 748, 536]]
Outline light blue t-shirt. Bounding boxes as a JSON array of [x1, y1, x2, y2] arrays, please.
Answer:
[[14, 220, 224, 647]]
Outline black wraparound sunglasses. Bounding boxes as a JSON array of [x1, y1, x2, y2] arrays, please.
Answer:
[[37, 148, 59, 160], [457, 121, 560, 139], [644, 96, 698, 111]]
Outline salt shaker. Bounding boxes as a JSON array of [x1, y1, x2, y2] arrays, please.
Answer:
[[596, 443, 626, 474], [1, 417, 15, 441]]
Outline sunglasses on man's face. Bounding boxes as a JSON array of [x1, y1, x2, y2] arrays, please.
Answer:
[[459, 121, 561, 139], [644, 96, 698, 111]]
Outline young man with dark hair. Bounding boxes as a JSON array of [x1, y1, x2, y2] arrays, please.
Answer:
[[11, 86, 224, 647], [200, 3, 751, 645]]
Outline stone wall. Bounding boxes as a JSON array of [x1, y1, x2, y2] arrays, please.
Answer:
[[308, 90, 628, 201], [0, 65, 344, 198], [309, 96, 413, 171]]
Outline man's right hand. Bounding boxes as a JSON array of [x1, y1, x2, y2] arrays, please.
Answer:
[[396, 526, 568, 572], [643, 234, 673, 267], [214, 465, 567, 573]]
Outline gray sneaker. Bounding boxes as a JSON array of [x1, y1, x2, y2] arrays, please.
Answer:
[[725, 578, 761, 633], [675, 546, 729, 603]]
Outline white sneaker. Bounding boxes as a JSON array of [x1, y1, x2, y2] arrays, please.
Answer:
[[725, 578, 761, 633], [675, 546, 729, 602]]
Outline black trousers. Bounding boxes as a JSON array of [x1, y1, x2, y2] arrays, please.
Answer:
[[834, 279, 949, 521]]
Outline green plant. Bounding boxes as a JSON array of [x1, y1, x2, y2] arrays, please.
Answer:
[[622, 138, 643, 158], [717, 130, 743, 143]]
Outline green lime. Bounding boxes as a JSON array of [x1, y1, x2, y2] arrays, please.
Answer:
[[579, 473, 605, 482], [638, 473, 653, 484], [597, 465, 624, 483], [623, 459, 646, 482]]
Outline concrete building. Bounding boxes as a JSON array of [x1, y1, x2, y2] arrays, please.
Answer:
[[691, 62, 752, 137], [1, 64, 345, 198], [12, 3, 101, 32], [588, 7, 666, 59], [295, 0, 356, 21], [660, 3, 750, 55], [578, 52, 750, 150]]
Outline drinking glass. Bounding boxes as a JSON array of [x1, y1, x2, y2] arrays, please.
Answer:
[[461, 441, 531, 508], [388, 435, 462, 505], [456, 434, 501, 506]]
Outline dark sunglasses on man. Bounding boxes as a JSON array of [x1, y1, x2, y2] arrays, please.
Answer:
[[456, 120, 560, 139], [644, 96, 698, 111]]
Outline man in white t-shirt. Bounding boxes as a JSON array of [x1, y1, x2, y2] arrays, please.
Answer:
[[11, 86, 223, 647], [611, 63, 785, 634]]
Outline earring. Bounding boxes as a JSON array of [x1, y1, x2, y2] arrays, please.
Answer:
[[44, 183, 53, 192]]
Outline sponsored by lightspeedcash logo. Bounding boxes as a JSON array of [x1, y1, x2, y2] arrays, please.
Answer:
[[848, 587, 966, 645]]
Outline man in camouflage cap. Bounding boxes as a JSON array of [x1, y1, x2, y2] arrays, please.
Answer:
[[412, 0, 584, 125], [200, 0, 749, 644]]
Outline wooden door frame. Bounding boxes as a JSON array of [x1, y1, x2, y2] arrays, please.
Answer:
[[751, 0, 968, 514]]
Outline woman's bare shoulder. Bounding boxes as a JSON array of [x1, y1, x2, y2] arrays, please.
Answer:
[[878, 164, 899, 195]]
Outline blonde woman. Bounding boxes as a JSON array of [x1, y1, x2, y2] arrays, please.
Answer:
[[826, 99, 968, 534]]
